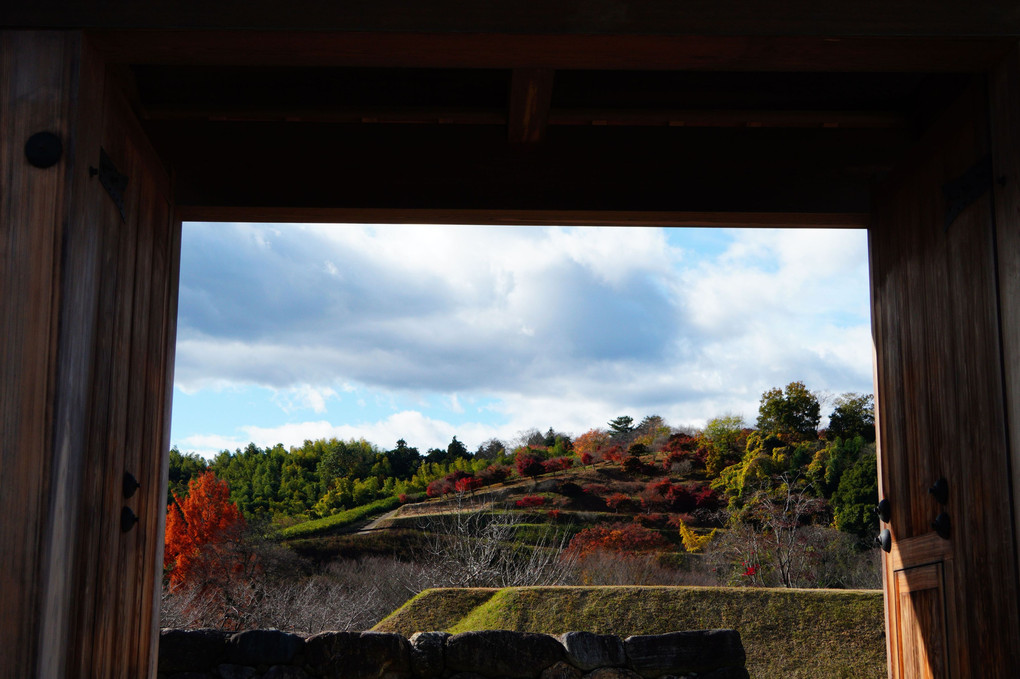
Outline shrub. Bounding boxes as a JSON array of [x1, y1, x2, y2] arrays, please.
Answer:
[[515, 453, 545, 481], [622, 456, 645, 475], [454, 476, 483, 494], [606, 492, 634, 512], [516, 495, 546, 508], [479, 464, 512, 485], [565, 522, 670, 558]]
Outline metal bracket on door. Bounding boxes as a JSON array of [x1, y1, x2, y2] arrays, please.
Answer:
[[89, 148, 128, 223]]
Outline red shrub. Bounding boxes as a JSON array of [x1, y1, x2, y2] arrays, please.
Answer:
[[515, 495, 546, 508], [579, 451, 594, 466], [565, 522, 670, 558], [480, 464, 512, 485], [606, 492, 634, 512], [515, 453, 545, 481], [424, 479, 449, 497], [547, 509, 562, 520], [454, 476, 483, 494], [543, 456, 574, 474]]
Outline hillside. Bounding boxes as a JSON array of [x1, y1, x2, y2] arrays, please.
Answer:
[[373, 586, 886, 679]]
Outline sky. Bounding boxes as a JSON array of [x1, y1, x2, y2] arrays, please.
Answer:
[[170, 223, 874, 458]]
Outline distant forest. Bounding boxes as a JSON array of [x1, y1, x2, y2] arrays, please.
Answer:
[[169, 381, 877, 541]]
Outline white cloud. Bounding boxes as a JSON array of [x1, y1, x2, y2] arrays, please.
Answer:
[[172, 223, 874, 453]]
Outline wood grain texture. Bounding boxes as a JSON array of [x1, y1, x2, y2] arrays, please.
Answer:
[[989, 42, 1020, 628], [4, 1, 1020, 37], [0, 31, 82, 679], [0, 31, 177, 679], [178, 206, 870, 228], [871, 80, 1020, 677], [81, 31, 1015, 73]]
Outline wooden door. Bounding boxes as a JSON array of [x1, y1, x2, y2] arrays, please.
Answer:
[[870, 79, 1020, 677], [0, 32, 179, 678]]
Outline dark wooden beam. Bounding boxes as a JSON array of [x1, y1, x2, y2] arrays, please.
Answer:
[[84, 32, 1014, 73], [6, 0, 1020, 37], [178, 206, 869, 228], [144, 120, 907, 213], [508, 69, 554, 143]]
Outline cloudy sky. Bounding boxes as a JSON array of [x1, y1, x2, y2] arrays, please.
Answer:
[[170, 223, 873, 458]]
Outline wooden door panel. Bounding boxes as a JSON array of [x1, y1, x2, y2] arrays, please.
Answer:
[[0, 32, 179, 679], [871, 80, 1020, 676], [894, 564, 949, 679]]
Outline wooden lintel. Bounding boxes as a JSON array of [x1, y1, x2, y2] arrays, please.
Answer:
[[508, 68, 555, 144], [177, 206, 871, 227], [86, 31, 1014, 73], [142, 104, 907, 130]]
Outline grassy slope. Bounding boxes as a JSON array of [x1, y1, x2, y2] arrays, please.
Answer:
[[278, 496, 401, 539], [373, 586, 885, 679], [374, 588, 500, 634]]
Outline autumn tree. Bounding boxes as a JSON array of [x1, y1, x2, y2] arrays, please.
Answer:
[[573, 428, 610, 463], [827, 393, 876, 442], [756, 381, 820, 441], [164, 471, 246, 588]]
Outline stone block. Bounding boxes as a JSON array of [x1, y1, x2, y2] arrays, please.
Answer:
[[558, 633, 626, 671], [541, 660, 583, 679], [623, 630, 745, 676], [225, 630, 304, 667], [446, 631, 565, 679], [305, 630, 413, 679], [264, 666, 313, 679], [581, 668, 643, 679], [160, 629, 230, 673], [409, 631, 450, 679]]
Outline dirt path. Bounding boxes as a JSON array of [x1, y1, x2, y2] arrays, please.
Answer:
[[357, 507, 400, 534]]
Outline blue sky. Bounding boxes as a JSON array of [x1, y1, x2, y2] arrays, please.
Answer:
[[170, 223, 873, 458]]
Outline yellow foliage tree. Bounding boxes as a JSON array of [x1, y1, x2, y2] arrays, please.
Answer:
[[675, 518, 717, 553]]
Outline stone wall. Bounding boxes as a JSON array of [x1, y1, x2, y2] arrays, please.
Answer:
[[158, 628, 748, 679]]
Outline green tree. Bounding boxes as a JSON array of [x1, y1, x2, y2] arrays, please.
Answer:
[[831, 452, 879, 540], [447, 436, 470, 461], [703, 414, 745, 475], [827, 393, 876, 442], [386, 439, 422, 479], [608, 415, 635, 438], [756, 381, 820, 441], [168, 446, 207, 499]]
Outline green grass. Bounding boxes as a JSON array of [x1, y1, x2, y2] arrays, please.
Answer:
[[278, 496, 401, 539], [373, 588, 500, 634], [373, 585, 885, 679]]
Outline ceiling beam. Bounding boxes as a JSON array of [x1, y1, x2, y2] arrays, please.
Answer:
[[86, 32, 1014, 73], [141, 105, 908, 130], [508, 68, 555, 144], [7, 1, 1020, 36]]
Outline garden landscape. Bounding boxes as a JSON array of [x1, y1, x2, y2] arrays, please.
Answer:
[[162, 383, 885, 678]]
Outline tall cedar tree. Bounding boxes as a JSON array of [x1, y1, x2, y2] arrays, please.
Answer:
[[164, 470, 245, 588]]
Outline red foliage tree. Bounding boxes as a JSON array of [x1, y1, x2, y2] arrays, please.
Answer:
[[579, 451, 594, 467], [454, 476, 483, 495], [479, 464, 512, 485], [164, 471, 245, 588], [605, 492, 634, 513], [515, 453, 545, 483], [426, 477, 454, 497], [565, 522, 669, 559], [542, 456, 574, 475]]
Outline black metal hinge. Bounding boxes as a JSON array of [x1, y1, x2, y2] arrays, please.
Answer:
[[942, 154, 993, 232], [89, 148, 128, 222]]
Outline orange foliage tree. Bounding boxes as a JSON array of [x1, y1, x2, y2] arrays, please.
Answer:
[[164, 470, 245, 588], [565, 522, 669, 559]]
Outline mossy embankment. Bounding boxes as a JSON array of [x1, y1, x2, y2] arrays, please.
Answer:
[[373, 585, 885, 679]]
